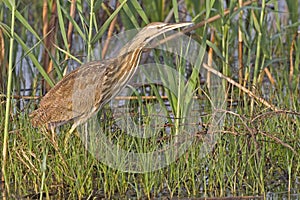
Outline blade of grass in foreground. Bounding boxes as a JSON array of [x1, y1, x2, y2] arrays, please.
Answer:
[[2, 0, 15, 195], [171, 0, 179, 22], [130, 0, 149, 24], [87, 0, 95, 62], [120, 0, 140, 28], [56, 0, 70, 54]]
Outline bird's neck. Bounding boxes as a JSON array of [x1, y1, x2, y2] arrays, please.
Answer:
[[119, 47, 143, 72], [104, 47, 143, 101], [118, 37, 146, 57]]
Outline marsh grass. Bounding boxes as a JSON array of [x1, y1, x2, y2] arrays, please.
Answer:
[[1, 0, 300, 199], [2, 106, 300, 198]]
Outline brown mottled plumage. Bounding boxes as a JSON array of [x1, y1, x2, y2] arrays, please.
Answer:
[[30, 22, 192, 138]]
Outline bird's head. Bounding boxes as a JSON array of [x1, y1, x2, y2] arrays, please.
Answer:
[[138, 22, 192, 45], [119, 22, 192, 55]]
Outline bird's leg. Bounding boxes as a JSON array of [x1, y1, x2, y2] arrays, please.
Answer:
[[84, 122, 89, 150], [42, 124, 59, 151], [50, 125, 56, 142], [64, 124, 77, 146]]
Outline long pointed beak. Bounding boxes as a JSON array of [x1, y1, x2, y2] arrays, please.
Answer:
[[163, 22, 194, 32], [146, 22, 193, 43]]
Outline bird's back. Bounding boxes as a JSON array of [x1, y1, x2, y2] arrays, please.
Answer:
[[30, 59, 111, 129]]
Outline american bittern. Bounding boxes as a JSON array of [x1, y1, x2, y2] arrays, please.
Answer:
[[30, 22, 192, 140]]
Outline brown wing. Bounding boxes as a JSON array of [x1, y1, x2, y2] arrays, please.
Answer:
[[30, 59, 112, 128]]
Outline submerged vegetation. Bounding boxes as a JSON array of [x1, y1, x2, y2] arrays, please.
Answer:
[[1, 0, 300, 199]]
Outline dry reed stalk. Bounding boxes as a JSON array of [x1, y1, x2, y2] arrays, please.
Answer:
[[202, 63, 278, 111], [207, 29, 215, 90], [42, 0, 48, 41], [42, 0, 48, 94], [289, 33, 297, 87], [42, 0, 57, 93], [101, 2, 119, 59], [263, 67, 275, 86], [66, 0, 76, 58]]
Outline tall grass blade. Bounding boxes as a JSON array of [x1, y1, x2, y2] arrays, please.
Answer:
[[61, 6, 86, 41], [87, 0, 95, 62], [0, 9, 54, 87], [91, 0, 128, 44], [2, 0, 15, 194], [15, 33, 54, 87], [171, 0, 179, 22], [130, 0, 149, 24], [3, 0, 40, 40], [120, 0, 140, 28], [56, 0, 70, 53]]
